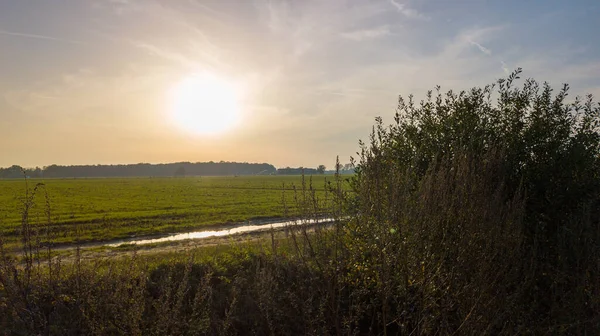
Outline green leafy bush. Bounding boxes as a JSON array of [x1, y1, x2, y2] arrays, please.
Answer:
[[349, 68, 600, 331], [357, 68, 600, 240]]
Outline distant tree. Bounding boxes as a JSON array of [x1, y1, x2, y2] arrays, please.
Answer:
[[174, 166, 186, 177], [317, 165, 326, 174], [0, 162, 276, 178], [276, 167, 318, 175], [0, 165, 24, 178]]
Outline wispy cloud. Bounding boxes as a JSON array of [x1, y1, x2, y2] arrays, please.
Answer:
[[469, 40, 492, 55], [389, 0, 427, 19], [132, 36, 228, 72], [467, 37, 512, 74], [3, 66, 162, 116], [93, 0, 135, 16], [0, 29, 85, 45], [256, 0, 395, 67], [341, 25, 391, 41], [32, 94, 60, 100], [500, 60, 510, 74], [95, 1, 230, 71], [134, 42, 197, 68], [264, 1, 291, 34]]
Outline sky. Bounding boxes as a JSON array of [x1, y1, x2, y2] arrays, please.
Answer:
[[1, 0, 599, 169]]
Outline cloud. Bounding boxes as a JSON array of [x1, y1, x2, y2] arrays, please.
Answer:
[[389, 0, 427, 19], [264, 0, 291, 34], [0, 29, 85, 45], [134, 42, 198, 68], [341, 25, 391, 41], [500, 60, 510, 74], [31, 94, 60, 100], [252, 0, 396, 72], [90, 1, 231, 72], [312, 26, 510, 103], [3, 66, 161, 115], [438, 26, 513, 74], [131, 32, 229, 73], [92, 0, 136, 16], [468, 39, 511, 73], [469, 40, 492, 55]]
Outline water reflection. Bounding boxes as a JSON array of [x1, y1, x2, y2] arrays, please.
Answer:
[[107, 218, 333, 247]]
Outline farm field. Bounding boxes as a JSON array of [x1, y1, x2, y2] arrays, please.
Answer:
[[0, 175, 341, 249]]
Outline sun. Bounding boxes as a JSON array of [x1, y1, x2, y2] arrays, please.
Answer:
[[168, 72, 242, 135]]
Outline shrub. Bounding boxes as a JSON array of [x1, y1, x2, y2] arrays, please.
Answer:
[[349, 68, 600, 332]]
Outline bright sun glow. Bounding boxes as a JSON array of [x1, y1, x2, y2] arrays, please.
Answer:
[[168, 72, 242, 135]]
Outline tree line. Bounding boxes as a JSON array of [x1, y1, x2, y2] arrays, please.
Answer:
[[276, 164, 355, 175], [0, 162, 277, 178]]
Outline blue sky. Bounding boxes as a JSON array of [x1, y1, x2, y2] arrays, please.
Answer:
[[1, 0, 599, 168]]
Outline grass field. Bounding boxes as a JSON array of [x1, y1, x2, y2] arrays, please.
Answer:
[[0, 175, 339, 249]]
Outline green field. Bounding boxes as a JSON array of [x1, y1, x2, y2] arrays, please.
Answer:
[[0, 175, 338, 249]]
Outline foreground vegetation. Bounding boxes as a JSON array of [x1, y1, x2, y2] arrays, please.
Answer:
[[0, 175, 333, 249], [1, 70, 598, 334]]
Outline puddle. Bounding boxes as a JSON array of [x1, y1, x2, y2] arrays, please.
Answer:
[[106, 217, 334, 247]]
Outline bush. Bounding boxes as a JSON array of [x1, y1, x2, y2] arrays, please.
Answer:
[[349, 68, 600, 332]]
